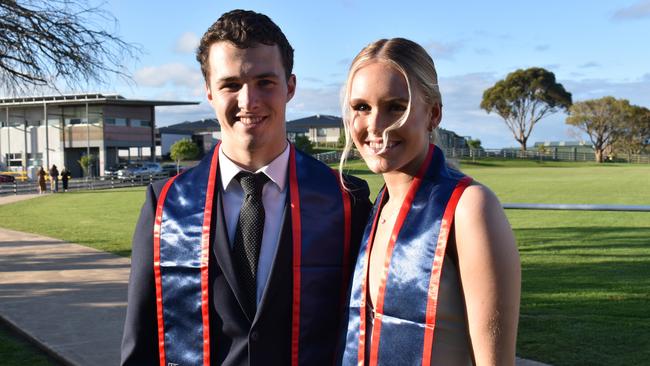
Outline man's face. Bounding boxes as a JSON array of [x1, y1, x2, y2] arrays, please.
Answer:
[[205, 41, 295, 167]]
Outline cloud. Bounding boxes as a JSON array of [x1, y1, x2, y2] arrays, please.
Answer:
[[134, 63, 203, 88], [174, 32, 200, 54], [287, 84, 343, 119], [423, 40, 463, 60], [612, 1, 650, 20], [579, 62, 600, 69], [535, 44, 550, 51], [156, 103, 214, 126]]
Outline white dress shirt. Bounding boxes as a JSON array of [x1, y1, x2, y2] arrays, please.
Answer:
[[219, 144, 289, 304]]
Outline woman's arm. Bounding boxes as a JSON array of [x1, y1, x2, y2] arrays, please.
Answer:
[[454, 183, 521, 366]]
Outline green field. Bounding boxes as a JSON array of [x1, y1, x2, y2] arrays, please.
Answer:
[[1, 159, 649, 365]]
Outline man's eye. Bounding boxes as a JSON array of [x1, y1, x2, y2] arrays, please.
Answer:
[[221, 83, 241, 91], [352, 103, 370, 112], [258, 79, 275, 87]]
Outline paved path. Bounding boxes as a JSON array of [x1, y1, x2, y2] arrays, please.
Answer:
[[0, 217, 550, 365], [0, 193, 41, 205]]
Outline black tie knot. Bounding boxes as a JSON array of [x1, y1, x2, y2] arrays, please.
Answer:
[[237, 172, 269, 197]]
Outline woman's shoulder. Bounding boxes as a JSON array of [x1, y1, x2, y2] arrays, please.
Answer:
[[454, 181, 503, 219]]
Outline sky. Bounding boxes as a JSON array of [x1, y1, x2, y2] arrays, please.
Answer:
[[91, 0, 650, 148]]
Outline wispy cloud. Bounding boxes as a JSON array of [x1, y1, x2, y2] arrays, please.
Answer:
[[423, 40, 464, 60], [134, 63, 202, 88], [612, 0, 650, 20], [174, 32, 200, 54], [579, 62, 600, 69], [535, 44, 550, 51], [287, 84, 343, 119]]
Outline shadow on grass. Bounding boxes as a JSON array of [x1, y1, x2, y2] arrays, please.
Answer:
[[514, 226, 650, 365]]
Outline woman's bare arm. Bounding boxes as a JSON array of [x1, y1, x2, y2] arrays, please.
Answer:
[[454, 183, 521, 366]]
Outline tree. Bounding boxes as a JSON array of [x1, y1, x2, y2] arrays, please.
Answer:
[[294, 135, 314, 154], [466, 138, 482, 150], [480, 67, 572, 151], [170, 138, 199, 173], [614, 104, 650, 159], [78, 154, 96, 177], [0, 0, 139, 94], [565, 96, 629, 163]]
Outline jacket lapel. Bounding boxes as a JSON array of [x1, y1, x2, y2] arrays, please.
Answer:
[[212, 177, 254, 322], [254, 198, 291, 323]]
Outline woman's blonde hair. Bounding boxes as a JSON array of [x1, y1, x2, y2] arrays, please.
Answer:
[[339, 38, 442, 179]]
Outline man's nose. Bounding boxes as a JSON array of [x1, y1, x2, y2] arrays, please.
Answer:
[[238, 84, 259, 111]]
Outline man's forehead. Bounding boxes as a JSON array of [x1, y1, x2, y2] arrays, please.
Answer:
[[208, 41, 283, 78]]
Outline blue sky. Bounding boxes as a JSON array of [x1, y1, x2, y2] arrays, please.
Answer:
[[99, 0, 650, 148]]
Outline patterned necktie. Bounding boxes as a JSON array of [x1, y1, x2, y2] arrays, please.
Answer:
[[233, 171, 269, 317]]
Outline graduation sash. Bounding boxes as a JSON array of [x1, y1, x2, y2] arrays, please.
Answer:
[[340, 144, 472, 366], [153, 143, 352, 366]]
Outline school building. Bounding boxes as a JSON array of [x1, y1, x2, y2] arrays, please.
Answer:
[[0, 93, 197, 177]]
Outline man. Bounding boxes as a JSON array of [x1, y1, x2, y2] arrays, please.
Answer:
[[121, 10, 371, 366]]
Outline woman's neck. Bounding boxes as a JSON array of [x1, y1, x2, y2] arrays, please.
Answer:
[[382, 171, 414, 205]]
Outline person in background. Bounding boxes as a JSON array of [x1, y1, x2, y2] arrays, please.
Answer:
[[338, 38, 521, 365], [60, 166, 71, 192], [37, 166, 47, 194], [49, 164, 59, 193]]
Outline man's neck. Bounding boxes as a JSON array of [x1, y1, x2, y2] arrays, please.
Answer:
[[221, 140, 288, 171]]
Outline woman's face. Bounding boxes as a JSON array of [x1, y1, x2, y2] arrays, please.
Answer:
[[348, 61, 440, 176]]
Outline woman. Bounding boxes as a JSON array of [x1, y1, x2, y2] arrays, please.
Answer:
[[338, 38, 521, 365]]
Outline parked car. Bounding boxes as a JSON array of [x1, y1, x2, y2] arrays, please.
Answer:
[[116, 164, 144, 179], [105, 164, 129, 178], [139, 162, 163, 175], [0, 174, 16, 183], [161, 163, 178, 177]]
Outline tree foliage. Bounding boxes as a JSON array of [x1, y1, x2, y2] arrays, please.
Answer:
[[565, 96, 630, 163], [78, 154, 96, 176], [613, 104, 650, 158], [0, 0, 139, 94], [480, 67, 572, 151], [294, 135, 314, 154], [170, 138, 199, 171], [466, 138, 482, 149]]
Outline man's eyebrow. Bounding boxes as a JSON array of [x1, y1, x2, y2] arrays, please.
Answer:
[[215, 72, 280, 84]]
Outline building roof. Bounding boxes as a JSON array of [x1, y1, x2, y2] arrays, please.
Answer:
[[286, 114, 342, 128], [0, 93, 199, 107], [158, 118, 220, 134]]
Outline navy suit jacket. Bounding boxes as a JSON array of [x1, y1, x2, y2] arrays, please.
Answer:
[[121, 167, 371, 366]]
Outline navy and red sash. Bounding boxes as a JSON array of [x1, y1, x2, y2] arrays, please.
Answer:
[[340, 144, 472, 366], [153, 143, 352, 366]]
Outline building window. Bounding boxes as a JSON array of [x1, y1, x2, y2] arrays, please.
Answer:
[[317, 128, 327, 137], [131, 119, 151, 127], [105, 117, 128, 126]]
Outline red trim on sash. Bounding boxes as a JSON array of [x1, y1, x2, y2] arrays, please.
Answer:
[[331, 169, 352, 304], [153, 175, 179, 366], [357, 189, 384, 365], [421, 175, 472, 365], [289, 145, 302, 366], [199, 144, 220, 366], [368, 145, 435, 366]]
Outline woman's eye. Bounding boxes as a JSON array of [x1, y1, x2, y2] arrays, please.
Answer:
[[389, 103, 407, 112]]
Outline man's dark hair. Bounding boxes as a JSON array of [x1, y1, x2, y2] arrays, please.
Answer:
[[196, 9, 294, 82]]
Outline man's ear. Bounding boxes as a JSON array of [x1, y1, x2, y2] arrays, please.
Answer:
[[205, 82, 213, 101], [286, 74, 296, 102]]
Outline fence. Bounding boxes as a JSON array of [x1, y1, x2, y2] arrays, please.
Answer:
[[503, 203, 650, 212], [0, 173, 170, 196], [440, 147, 650, 164]]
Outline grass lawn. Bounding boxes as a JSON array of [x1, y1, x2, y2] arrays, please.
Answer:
[[0, 322, 61, 365], [0, 159, 649, 365]]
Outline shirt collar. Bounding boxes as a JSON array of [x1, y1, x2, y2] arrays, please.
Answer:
[[219, 143, 289, 191]]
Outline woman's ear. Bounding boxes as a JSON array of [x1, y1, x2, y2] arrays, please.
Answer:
[[428, 103, 442, 131]]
